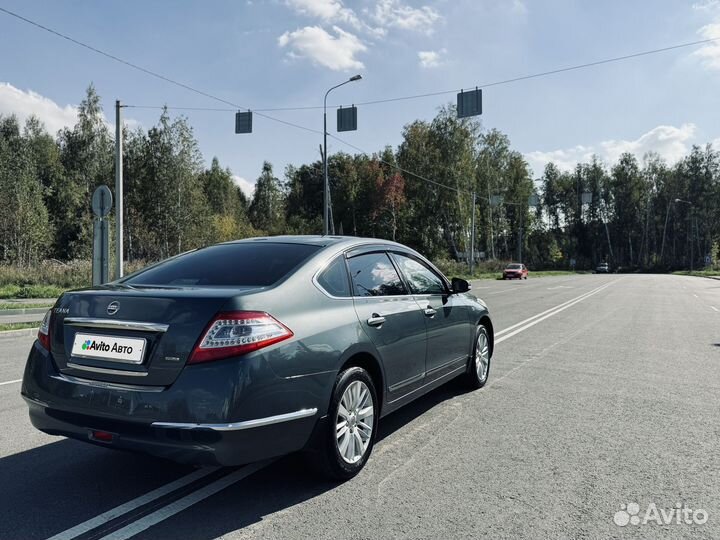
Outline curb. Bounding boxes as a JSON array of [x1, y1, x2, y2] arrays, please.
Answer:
[[0, 327, 38, 338]]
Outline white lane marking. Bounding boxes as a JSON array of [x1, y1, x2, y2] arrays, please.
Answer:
[[547, 286, 572, 290], [0, 379, 22, 386], [99, 461, 272, 540], [496, 281, 616, 345], [47, 467, 219, 540], [495, 282, 612, 338], [693, 294, 699, 298], [712, 306, 719, 312]]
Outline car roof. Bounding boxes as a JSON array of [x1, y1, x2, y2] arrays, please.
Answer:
[[224, 235, 409, 251]]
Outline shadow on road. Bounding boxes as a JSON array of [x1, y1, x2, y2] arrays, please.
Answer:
[[0, 378, 471, 540]]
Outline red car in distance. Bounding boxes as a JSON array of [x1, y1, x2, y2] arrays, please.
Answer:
[[503, 263, 528, 280]]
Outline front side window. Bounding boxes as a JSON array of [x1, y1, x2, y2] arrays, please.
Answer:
[[392, 254, 446, 295], [347, 252, 407, 297]]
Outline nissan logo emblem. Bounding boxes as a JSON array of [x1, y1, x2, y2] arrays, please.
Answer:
[[107, 301, 120, 316]]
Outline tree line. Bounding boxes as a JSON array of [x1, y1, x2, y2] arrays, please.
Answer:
[[1, 85, 718, 272]]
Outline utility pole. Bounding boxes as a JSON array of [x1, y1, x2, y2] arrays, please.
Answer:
[[469, 191, 476, 274], [115, 100, 124, 279]]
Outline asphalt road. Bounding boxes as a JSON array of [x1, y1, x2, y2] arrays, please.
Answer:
[[1, 274, 719, 539]]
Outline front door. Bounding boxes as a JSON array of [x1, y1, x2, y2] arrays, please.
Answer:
[[347, 251, 427, 396], [391, 253, 472, 378]]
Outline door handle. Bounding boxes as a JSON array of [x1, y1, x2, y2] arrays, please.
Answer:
[[367, 314, 386, 327], [423, 307, 437, 317]]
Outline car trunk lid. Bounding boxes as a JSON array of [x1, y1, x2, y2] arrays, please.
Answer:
[[50, 284, 261, 386]]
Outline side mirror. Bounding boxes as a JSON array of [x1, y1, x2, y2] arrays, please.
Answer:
[[451, 277, 471, 294]]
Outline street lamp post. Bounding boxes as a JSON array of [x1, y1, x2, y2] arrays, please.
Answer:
[[675, 199, 693, 273], [323, 75, 362, 235]]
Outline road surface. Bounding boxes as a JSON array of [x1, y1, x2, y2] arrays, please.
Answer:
[[1, 274, 718, 539]]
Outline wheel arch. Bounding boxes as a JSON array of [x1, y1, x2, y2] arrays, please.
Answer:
[[338, 351, 385, 414], [478, 315, 494, 356]]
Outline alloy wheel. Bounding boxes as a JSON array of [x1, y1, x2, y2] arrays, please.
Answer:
[[336, 380, 374, 464]]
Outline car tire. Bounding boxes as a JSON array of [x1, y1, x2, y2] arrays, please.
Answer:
[[311, 366, 378, 481], [464, 325, 491, 389]]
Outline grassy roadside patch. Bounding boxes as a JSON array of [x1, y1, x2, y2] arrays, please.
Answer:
[[672, 270, 720, 277], [0, 284, 66, 299], [0, 302, 54, 310], [0, 322, 39, 332]]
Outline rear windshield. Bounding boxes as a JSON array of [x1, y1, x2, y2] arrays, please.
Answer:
[[123, 243, 320, 287], [507, 264, 522, 270]]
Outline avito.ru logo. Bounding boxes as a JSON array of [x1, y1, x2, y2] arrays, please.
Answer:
[[614, 502, 708, 527]]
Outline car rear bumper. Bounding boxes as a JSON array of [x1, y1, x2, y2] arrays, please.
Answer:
[[21, 341, 331, 466]]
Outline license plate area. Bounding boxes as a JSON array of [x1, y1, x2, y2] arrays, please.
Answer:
[[71, 333, 147, 364]]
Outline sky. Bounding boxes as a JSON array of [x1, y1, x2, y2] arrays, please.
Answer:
[[1, 0, 720, 197]]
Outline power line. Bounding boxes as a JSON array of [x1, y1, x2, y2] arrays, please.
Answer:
[[4, 6, 717, 196], [124, 36, 719, 113], [327, 133, 470, 195], [0, 6, 321, 136], [0, 6, 460, 194]]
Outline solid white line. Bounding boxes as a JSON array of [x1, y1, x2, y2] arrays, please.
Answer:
[[712, 306, 719, 312], [0, 379, 22, 386], [99, 461, 272, 540], [495, 283, 611, 337], [496, 281, 616, 344], [47, 467, 219, 540]]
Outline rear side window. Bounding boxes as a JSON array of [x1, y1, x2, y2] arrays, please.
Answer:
[[316, 257, 351, 297], [124, 243, 320, 287], [347, 252, 407, 297], [392, 254, 446, 295]]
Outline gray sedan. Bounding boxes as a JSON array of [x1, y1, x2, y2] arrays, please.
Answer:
[[22, 236, 493, 480]]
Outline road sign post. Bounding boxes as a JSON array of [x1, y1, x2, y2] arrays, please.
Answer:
[[92, 185, 112, 286]]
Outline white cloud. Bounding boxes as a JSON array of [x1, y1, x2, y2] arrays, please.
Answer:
[[511, 0, 528, 15], [278, 25, 367, 70], [369, 0, 442, 35], [694, 22, 720, 70], [418, 48, 446, 68], [693, 0, 720, 11], [232, 175, 256, 198], [525, 124, 697, 174], [0, 82, 78, 134], [286, 0, 362, 28]]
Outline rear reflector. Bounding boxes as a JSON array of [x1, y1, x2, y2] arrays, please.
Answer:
[[89, 430, 115, 443], [188, 311, 293, 365]]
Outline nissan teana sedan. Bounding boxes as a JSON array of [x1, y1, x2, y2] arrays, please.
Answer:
[[22, 236, 493, 480]]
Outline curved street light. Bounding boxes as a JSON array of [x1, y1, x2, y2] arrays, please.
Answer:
[[323, 75, 362, 235]]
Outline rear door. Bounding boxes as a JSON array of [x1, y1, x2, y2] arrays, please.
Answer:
[[390, 253, 472, 378], [347, 251, 427, 396]]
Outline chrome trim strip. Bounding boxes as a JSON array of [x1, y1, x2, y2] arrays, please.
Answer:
[[66, 362, 148, 377], [51, 372, 164, 392], [64, 318, 169, 333], [151, 408, 318, 431], [387, 365, 466, 405]]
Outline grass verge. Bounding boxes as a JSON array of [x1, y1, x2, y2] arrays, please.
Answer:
[[0, 302, 54, 310], [0, 322, 39, 332], [0, 285, 66, 299]]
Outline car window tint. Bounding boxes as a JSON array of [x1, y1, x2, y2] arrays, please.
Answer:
[[393, 254, 446, 295], [317, 256, 351, 297], [124, 243, 319, 287], [347, 253, 407, 297]]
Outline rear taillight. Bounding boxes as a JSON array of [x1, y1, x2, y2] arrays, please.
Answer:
[[38, 309, 52, 351], [188, 311, 293, 364]]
